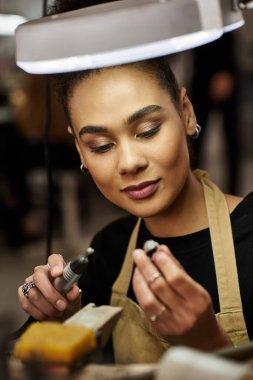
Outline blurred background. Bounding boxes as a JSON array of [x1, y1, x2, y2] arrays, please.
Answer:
[[0, 1, 253, 331]]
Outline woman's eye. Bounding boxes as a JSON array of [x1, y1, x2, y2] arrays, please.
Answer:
[[136, 124, 161, 139], [90, 143, 114, 153]]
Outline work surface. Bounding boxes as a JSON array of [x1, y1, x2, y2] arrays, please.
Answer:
[[8, 309, 253, 380], [9, 357, 156, 380], [9, 340, 253, 380], [8, 355, 253, 380]]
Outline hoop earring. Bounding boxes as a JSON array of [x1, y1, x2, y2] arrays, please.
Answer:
[[80, 164, 89, 174], [191, 124, 201, 139]]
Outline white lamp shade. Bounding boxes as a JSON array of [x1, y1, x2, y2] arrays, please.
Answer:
[[220, 0, 245, 32], [0, 14, 27, 36], [15, 0, 224, 74]]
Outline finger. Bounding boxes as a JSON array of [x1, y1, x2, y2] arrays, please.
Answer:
[[152, 249, 203, 300], [132, 269, 181, 339], [22, 302, 47, 321], [133, 267, 166, 316], [65, 284, 81, 302], [18, 284, 64, 318], [133, 249, 163, 284], [133, 269, 191, 340], [48, 253, 66, 278], [133, 249, 174, 299], [27, 286, 63, 316], [155, 245, 183, 268], [133, 248, 169, 298], [25, 263, 49, 283], [32, 269, 68, 311], [133, 268, 195, 339], [18, 285, 52, 320], [25, 275, 34, 283], [133, 249, 186, 313], [34, 264, 49, 273]]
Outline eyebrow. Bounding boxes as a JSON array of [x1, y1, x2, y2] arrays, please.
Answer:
[[78, 104, 164, 138], [79, 125, 107, 137], [127, 105, 164, 124]]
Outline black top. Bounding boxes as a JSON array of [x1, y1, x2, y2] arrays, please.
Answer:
[[79, 192, 253, 339]]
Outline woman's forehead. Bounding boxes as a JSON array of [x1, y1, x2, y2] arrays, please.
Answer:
[[67, 64, 181, 131], [71, 65, 168, 105]]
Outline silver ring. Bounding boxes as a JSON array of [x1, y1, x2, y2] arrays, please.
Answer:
[[22, 281, 36, 299], [148, 271, 161, 284], [150, 306, 167, 322]]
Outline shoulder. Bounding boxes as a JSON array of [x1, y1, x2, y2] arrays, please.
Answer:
[[225, 192, 253, 214], [225, 194, 243, 213], [229, 192, 253, 236]]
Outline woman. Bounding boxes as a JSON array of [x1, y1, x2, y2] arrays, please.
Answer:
[[18, 57, 253, 363]]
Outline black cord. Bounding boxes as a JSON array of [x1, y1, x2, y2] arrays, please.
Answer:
[[43, 0, 54, 258], [8, 79, 53, 340], [43, 0, 48, 17], [44, 77, 54, 258], [8, 0, 54, 346]]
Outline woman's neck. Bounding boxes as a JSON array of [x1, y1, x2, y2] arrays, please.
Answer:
[[143, 171, 208, 238]]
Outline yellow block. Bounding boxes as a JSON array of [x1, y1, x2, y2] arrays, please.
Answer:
[[14, 321, 97, 365]]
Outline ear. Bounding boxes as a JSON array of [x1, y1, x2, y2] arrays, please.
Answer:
[[179, 87, 197, 137], [67, 126, 88, 170]]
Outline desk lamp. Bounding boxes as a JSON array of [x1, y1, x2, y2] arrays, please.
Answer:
[[14, 0, 226, 74], [14, 0, 250, 75]]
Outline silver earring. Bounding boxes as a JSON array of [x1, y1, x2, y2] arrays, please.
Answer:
[[80, 164, 89, 174], [192, 124, 201, 139]]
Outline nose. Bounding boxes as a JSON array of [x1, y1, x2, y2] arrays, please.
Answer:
[[118, 141, 148, 175]]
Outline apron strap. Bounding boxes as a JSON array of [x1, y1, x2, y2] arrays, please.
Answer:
[[196, 170, 248, 343], [111, 218, 141, 296], [196, 170, 243, 313]]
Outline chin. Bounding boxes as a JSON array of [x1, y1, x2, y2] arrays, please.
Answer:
[[127, 203, 163, 219]]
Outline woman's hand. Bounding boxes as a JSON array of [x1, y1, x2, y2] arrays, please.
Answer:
[[18, 254, 81, 321], [132, 245, 232, 351]]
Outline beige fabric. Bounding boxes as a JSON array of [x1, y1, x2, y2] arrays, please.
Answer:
[[196, 170, 249, 346], [110, 170, 249, 363], [111, 219, 170, 363]]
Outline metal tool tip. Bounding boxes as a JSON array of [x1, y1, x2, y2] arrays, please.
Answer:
[[86, 247, 94, 256]]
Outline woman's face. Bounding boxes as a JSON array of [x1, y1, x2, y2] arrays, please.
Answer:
[[69, 65, 196, 218]]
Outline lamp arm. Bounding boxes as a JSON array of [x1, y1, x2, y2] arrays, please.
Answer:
[[232, 0, 253, 9]]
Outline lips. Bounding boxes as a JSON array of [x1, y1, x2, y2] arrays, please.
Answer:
[[122, 179, 160, 200]]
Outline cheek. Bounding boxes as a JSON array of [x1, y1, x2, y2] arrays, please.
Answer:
[[87, 159, 116, 197], [157, 127, 189, 169]]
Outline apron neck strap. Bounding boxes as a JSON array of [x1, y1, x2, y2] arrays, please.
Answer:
[[195, 169, 243, 313], [111, 218, 141, 295]]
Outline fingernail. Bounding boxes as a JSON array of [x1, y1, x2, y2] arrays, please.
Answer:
[[56, 299, 66, 311], [152, 251, 166, 263], [133, 249, 143, 260], [50, 265, 60, 275]]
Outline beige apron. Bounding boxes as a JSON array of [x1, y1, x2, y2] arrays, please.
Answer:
[[110, 170, 249, 363]]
